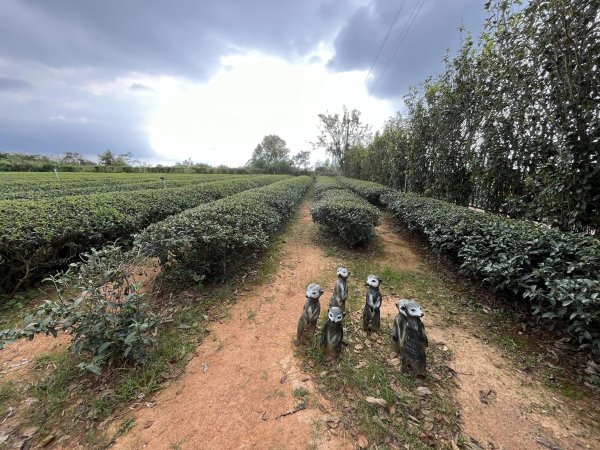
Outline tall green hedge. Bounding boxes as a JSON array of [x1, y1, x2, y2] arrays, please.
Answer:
[[382, 191, 600, 354], [0, 175, 283, 296], [135, 176, 311, 283]]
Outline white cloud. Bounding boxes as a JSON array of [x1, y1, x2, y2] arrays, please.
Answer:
[[147, 50, 394, 167]]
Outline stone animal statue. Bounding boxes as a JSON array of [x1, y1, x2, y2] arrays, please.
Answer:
[[329, 267, 349, 312], [295, 283, 323, 345], [391, 298, 428, 377], [321, 306, 344, 358], [362, 275, 382, 331]]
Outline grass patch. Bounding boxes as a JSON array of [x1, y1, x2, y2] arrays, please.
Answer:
[[0, 381, 19, 417], [301, 231, 460, 448], [293, 387, 309, 398]]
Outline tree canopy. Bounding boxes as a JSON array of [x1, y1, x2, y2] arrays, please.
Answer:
[[340, 0, 600, 233], [246, 135, 310, 173], [314, 106, 371, 174]]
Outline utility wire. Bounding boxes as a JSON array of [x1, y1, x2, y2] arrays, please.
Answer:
[[362, 0, 407, 87], [369, 0, 428, 96]]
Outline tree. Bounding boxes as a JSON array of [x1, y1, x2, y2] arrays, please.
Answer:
[[176, 157, 194, 167], [97, 150, 134, 166], [246, 135, 293, 173], [98, 150, 117, 166], [60, 152, 93, 165], [292, 150, 311, 169], [314, 106, 371, 174]]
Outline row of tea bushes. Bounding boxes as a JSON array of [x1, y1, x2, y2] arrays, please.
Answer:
[[311, 177, 381, 247], [337, 177, 392, 206], [382, 191, 600, 354], [0, 174, 241, 200], [136, 176, 311, 283], [0, 175, 284, 296]]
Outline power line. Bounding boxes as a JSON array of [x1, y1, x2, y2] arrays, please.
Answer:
[[369, 0, 428, 96], [362, 0, 407, 87]]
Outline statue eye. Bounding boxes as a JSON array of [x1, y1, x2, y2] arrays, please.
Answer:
[[337, 315, 342, 321]]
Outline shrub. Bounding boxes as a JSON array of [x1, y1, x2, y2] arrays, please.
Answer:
[[382, 191, 600, 354], [136, 176, 310, 283], [0, 175, 283, 297], [337, 177, 392, 206], [313, 176, 344, 197], [0, 174, 237, 200], [0, 245, 159, 374], [311, 178, 381, 247]]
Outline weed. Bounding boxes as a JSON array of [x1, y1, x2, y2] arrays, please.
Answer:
[[293, 387, 309, 398], [266, 389, 285, 399]]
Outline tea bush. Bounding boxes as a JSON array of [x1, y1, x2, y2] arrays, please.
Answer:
[[0, 175, 283, 297], [136, 176, 310, 283], [337, 177, 392, 206], [0, 245, 158, 374], [311, 177, 381, 247], [382, 191, 600, 354]]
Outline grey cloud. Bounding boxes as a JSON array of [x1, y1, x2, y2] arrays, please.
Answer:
[[0, 65, 158, 161], [0, 0, 359, 159], [0, 77, 33, 91], [327, 0, 488, 101], [4, 0, 355, 79], [129, 83, 154, 92]]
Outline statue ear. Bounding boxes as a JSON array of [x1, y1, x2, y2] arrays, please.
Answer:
[[399, 305, 407, 316], [319, 290, 324, 295]]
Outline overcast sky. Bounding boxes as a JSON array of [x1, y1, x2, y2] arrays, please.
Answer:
[[0, 0, 487, 166]]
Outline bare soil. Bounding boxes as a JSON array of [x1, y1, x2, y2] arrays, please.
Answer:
[[0, 335, 69, 384], [111, 200, 353, 450], [113, 200, 599, 450], [1, 196, 598, 450]]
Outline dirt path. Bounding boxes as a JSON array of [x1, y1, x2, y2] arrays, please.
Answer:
[[112, 199, 353, 450], [374, 217, 598, 450], [111, 202, 599, 450]]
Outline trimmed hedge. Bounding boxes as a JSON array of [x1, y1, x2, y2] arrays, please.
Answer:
[[0, 175, 283, 296], [135, 176, 311, 283], [0, 174, 239, 200], [311, 177, 381, 247], [313, 176, 344, 197], [337, 177, 392, 206], [382, 191, 600, 354]]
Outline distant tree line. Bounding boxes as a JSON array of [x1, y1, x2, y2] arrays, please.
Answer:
[[334, 0, 599, 233], [0, 138, 312, 174]]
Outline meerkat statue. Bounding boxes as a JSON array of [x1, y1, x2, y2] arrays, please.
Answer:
[[392, 298, 428, 377], [362, 275, 382, 331], [295, 283, 324, 345], [321, 306, 345, 358], [329, 267, 350, 312]]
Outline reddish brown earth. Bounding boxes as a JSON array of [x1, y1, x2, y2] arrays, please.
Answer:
[[0, 335, 69, 384], [1, 197, 598, 450], [111, 199, 353, 450]]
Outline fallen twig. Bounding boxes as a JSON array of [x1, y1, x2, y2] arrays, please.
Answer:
[[275, 402, 306, 419]]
